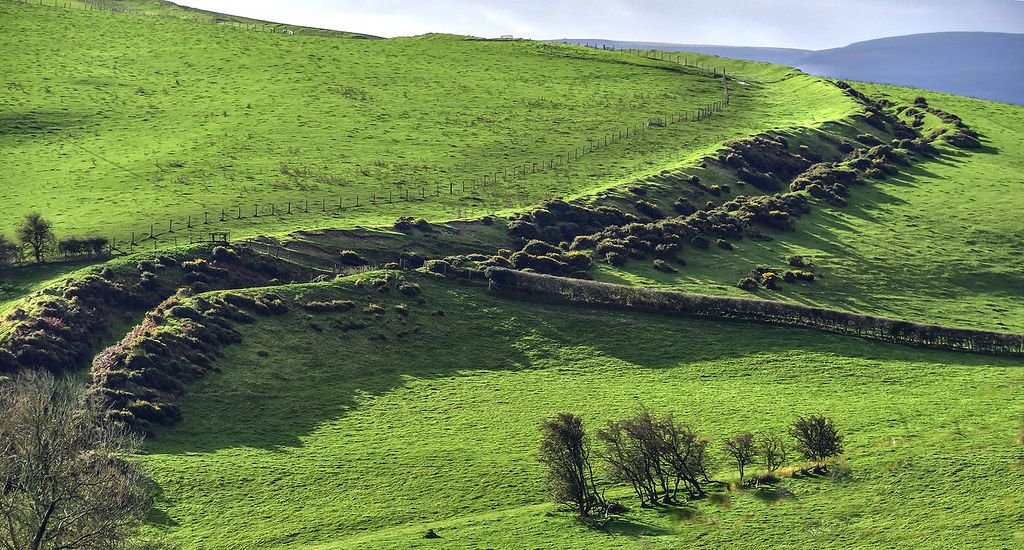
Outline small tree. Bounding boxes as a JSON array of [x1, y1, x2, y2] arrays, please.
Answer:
[[0, 372, 152, 549], [539, 413, 603, 517], [722, 432, 757, 484], [759, 431, 787, 475], [16, 212, 54, 263], [790, 415, 844, 468]]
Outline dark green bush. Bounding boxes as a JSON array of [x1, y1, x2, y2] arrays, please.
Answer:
[[569, 235, 598, 251], [522, 240, 562, 256], [302, 300, 356, 312], [653, 243, 679, 259], [716, 239, 734, 251], [212, 246, 236, 262], [737, 277, 759, 292], [398, 282, 421, 296], [856, 134, 883, 146], [605, 251, 627, 266], [339, 250, 368, 266], [690, 235, 711, 249], [635, 200, 664, 219], [672, 197, 697, 215]]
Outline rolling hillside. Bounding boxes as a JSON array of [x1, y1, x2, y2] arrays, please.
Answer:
[[601, 88, 1024, 333], [1, 1, 1022, 549], [136, 273, 1023, 548], [0, 0, 853, 250]]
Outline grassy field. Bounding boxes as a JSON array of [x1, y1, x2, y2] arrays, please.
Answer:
[[1, 0, 855, 247], [140, 273, 1024, 549], [598, 89, 1024, 333]]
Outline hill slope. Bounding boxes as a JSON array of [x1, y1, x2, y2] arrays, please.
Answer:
[[0, 0, 855, 249], [137, 273, 1024, 549], [600, 87, 1024, 333]]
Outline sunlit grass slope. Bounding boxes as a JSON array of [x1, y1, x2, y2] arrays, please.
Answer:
[[1, 0, 855, 244], [141, 274, 1024, 549], [600, 89, 1024, 333]]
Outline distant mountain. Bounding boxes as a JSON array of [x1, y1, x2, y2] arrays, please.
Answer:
[[793, 32, 1024, 105], [551, 38, 812, 66], [552, 33, 1024, 105]]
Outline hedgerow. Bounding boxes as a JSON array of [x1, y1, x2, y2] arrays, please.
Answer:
[[486, 268, 1024, 356]]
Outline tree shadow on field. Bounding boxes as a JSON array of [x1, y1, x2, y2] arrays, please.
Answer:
[[0, 109, 91, 137]]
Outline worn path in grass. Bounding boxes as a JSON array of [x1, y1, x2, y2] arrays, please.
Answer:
[[141, 274, 1024, 549]]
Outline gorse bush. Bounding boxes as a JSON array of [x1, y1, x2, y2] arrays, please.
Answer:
[[339, 250, 368, 266], [301, 300, 356, 312], [653, 259, 676, 273], [635, 200, 664, 220]]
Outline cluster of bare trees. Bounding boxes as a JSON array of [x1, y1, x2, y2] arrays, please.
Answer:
[[0, 372, 156, 549], [539, 410, 844, 519], [1, 213, 111, 268]]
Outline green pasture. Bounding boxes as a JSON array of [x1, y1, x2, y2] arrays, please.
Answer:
[[601, 89, 1024, 333], [1, 0, 854, 248], [140, 274, 1024, 549]]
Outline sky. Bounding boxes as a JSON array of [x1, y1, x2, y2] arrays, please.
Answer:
[[175, 0, 1024, 50]]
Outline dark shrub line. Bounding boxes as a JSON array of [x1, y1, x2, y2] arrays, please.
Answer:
[[0, 246, 312, 377], [486, 268, 1024, 356]]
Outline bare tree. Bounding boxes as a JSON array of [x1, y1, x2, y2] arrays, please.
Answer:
[[654, 414, 710, 500], [597, 419, 656, 507], [538, 413, 603, 517], [16, 213, 54, 264], [597, 410, 712, 506], [759, 431, 787, 476], [0, 372, 152, 549], [790, 415, 844, 469], [722, 432, 757, 484]]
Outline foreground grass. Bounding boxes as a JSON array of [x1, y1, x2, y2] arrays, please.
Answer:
[[600, 88, 1024, 333], [1, 0, 854, 246], [141, 274, 1024, 548]]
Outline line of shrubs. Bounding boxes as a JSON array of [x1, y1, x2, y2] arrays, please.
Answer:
[[738, 264, 815, 291], [718, 135, 814, 192], [540, 410, 845, 519], [485, 268, 1024, 356], [569, 193, 810, 269], [91, 291, 253, 432], [0, 246, 312, 377]]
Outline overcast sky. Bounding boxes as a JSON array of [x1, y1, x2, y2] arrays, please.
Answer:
[[176, 0, 1024, 50]]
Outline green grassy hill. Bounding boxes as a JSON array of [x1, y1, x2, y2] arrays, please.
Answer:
[[0, 0, 853, 247], [138, 273, 1023, 548], [2, 2, 1022, 549], [599, 89, 1024, 333]]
